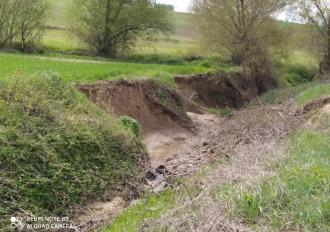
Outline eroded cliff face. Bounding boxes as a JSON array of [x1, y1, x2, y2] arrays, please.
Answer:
[[76, 79, 194, 134], [174, 72, 277, 108]]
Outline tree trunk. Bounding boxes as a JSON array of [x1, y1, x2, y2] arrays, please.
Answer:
[[321, 16, 330, 74], [102, 0, 113, 56]]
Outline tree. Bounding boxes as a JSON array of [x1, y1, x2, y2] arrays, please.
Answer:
[[193, 0, 287, 83], [0, 0, 21, 48], [16, 0, 48, 50], [0, 0, 48, 50], [295, 0, 330, 73], [71, 0, 172, 57]]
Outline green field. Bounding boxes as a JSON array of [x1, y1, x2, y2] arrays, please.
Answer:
[[0, 53, 213, 86]]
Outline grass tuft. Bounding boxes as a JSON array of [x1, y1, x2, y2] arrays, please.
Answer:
[[297, 84, 330, 105]]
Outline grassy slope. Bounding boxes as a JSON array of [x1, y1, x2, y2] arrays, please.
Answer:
[[0, 74, 147, 230], [297, 84, 330, 105], [46, 0, 71, 28], [215, 130, 330, 231], [212, 86, 330, 231]]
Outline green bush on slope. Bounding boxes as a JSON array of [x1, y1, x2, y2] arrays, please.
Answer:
[[0, 73, 147, 229]]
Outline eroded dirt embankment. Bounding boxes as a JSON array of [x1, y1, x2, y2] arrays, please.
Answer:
[[76, 72, 276, 169], [174, 72, 276, 109], [76, 79, 193, 133], [74, 71, 277, 230], [76, 79, 195, 168]]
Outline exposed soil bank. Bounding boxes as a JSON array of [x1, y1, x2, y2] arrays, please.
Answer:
[[174, 72, 276, 108], [76, 80, 193, 134], [74, 72, 279, 231], [76, 72, 277, 168]]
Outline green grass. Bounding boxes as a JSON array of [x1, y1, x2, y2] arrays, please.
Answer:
[[0, 73, 147, 230], [254, 82, 316, 105], [105, 189, 177, 232], [103, 160, 222, 232], [0, 53, 213, 85], [207, 107, 233, 118], [278, 50, 317, 86], [214, 131, 330, 231], [297, 84, 330, 105]]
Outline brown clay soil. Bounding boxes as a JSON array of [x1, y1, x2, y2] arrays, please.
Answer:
[[174, 72, 276, 109], [76, 79, 193, 134]]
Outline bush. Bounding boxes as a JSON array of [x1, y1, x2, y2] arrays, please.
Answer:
[[118, 116, 142, 138], [285, 64, 315, 86], [0, 73, 146, 230]]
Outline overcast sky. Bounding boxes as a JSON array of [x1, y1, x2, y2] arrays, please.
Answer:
[[156, 0, 192, 12]]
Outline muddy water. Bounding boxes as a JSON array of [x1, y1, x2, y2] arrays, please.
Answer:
[[144, 112, 221, 168], [143, 129, 191, 167]]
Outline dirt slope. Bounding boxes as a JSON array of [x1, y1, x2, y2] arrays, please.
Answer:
[[175, 72, 276, 108], [76, 80, 193, 133]]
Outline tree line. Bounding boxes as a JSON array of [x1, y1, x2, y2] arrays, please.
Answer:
[[195, 0, 330, 75], [1, 0, 330, 75], [0, 0, 48, 50]]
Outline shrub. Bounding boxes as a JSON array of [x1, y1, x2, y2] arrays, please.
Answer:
[[285, 64, 315, 86], [118, 116, 142, 138]]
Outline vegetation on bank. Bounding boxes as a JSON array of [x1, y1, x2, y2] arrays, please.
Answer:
[[213, 85, 330, 231], [215, 130, 330, 231], [0, 74, 147, 230], [297, 84, 330, 105]]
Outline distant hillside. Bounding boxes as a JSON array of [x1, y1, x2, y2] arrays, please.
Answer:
[[46, 0, 197, 40], [46, 0, 72, 28]]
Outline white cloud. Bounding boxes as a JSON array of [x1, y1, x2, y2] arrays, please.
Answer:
[[156, 0, 192, 12]]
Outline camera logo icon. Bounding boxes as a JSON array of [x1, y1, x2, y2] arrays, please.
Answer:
[[10, 217, 25, 230]]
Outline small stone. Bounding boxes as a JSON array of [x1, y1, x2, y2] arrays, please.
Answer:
[[146, 170, 157, 181], [156, 165, 169, 175], [152, 182, 168, 194]]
